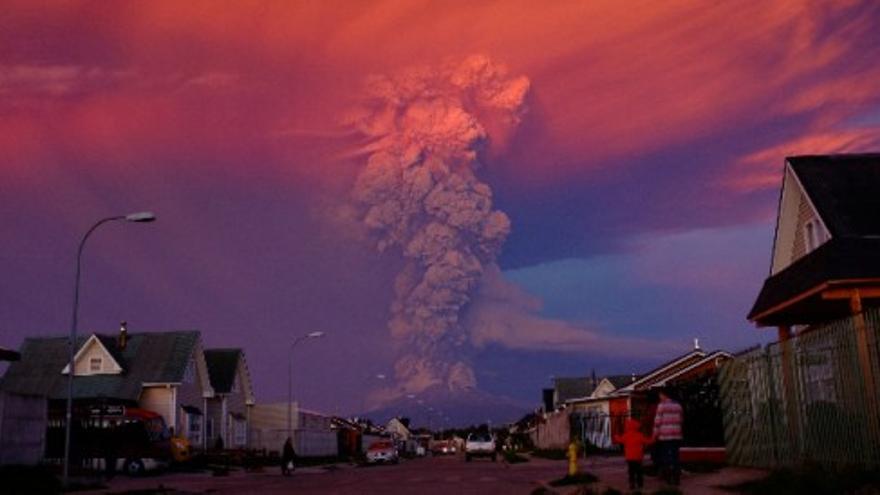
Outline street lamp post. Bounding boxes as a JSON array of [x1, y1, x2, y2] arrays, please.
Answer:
[[63, 212, 156, 486], [287, 332, 324, 444]]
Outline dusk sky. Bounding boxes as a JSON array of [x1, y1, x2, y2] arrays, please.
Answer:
[[3, 1, 880, 420]]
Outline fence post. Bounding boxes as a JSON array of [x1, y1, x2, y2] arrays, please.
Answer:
[[763, 344, 782, 466], [777, 326, 803, 464], [849, 292, 880, 448]]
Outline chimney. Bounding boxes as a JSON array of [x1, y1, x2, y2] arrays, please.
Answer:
[[119, 321, 128, 350], [694, 338, 700, 351]]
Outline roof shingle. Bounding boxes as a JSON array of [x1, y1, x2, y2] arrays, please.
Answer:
[[0, 331, 200, 401]]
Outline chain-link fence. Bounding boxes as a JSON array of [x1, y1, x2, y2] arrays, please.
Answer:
[[719, 308, 880, 468]]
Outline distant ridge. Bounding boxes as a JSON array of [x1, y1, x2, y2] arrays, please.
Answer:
[[361, 385, 531, 429]]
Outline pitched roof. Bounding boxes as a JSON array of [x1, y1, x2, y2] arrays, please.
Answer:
[[204, 349, 241, 394], [554, 377, 597, 403], [605, 375, 635, 389], [618, 349, 706, 392], [0, 331, 200, 401], [788, 154, 880, 237], [748, 237, 880, 322], [749, 154, 880, 324]]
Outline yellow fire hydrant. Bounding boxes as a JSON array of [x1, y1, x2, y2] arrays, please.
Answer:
[[567, 440, 579, 477]]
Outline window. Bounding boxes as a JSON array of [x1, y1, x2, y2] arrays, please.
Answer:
[[89, 357, 102, 372], [187, 412, 203, 446], [804, 218, 828, 253]]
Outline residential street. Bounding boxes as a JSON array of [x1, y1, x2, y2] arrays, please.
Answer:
[[82, 455, 767, 494]]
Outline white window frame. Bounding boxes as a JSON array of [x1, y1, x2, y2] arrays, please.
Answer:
[[186, 412, 203, 446]]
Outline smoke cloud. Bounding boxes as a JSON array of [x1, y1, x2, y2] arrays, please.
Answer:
[[347, 55, 529, 402]]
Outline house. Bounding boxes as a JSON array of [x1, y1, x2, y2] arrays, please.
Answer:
[[729, 153, 880, 468], [0, 324, 215, 452], [565, 375, 633, 449], [551, 376, 598, 410], [747, 154, 880, 403], [613, 344, 708, 421], [563, 342, 730, 451], [203, 349, 255, 450], [385, 417, 411, 443], [748, 154, 880, 328]]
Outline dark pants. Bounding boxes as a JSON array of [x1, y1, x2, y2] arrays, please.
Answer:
[[626, 460, 644, 489], [657, 440, 681, 485]]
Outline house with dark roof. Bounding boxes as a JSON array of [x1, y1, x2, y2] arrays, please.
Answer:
[[743, 153, 880, 464], [749, 154, 880, 327], [204, 349, 255, 450], [0, 324, 214, 451], [563, 341, 731, 453], [748, 154, 880, 399], [551, 376, 598, 410], [564, 374, 634, 449]]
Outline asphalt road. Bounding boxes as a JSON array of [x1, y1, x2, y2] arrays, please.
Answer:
[[86, 454, 767, 494], [91, 455, 567, 494]]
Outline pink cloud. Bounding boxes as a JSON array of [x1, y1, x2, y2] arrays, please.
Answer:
[[724, 127, 880, 193], [3, 1, 878, 189]]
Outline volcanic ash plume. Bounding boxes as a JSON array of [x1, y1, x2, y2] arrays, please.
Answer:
[[347, 55, 529, 401]]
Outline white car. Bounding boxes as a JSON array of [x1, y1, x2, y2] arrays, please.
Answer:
[[465, 433, 497, 462], [365, 440, 399, 464]]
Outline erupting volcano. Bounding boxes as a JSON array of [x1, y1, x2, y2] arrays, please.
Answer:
[[345, 55, 530, 413]]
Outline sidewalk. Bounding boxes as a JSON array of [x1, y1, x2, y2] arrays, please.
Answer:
[[538, 455, 767, 494]]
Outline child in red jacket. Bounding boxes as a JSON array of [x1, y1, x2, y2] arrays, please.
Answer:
[[613, 418, 653, 490]]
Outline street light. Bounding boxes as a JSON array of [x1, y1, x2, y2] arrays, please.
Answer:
[[287, 331, 324, 443], [63, 211, 156, 485]]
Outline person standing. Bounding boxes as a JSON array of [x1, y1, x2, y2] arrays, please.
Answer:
[[613, 418, 653, 490], [281, 437, 296, 476], [652, 387, 683, 485]]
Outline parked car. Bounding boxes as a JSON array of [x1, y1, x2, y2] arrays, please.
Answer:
[[464, 433, 496, 462], [365, 440, 399, 465], [431, 439, 457, 456]]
